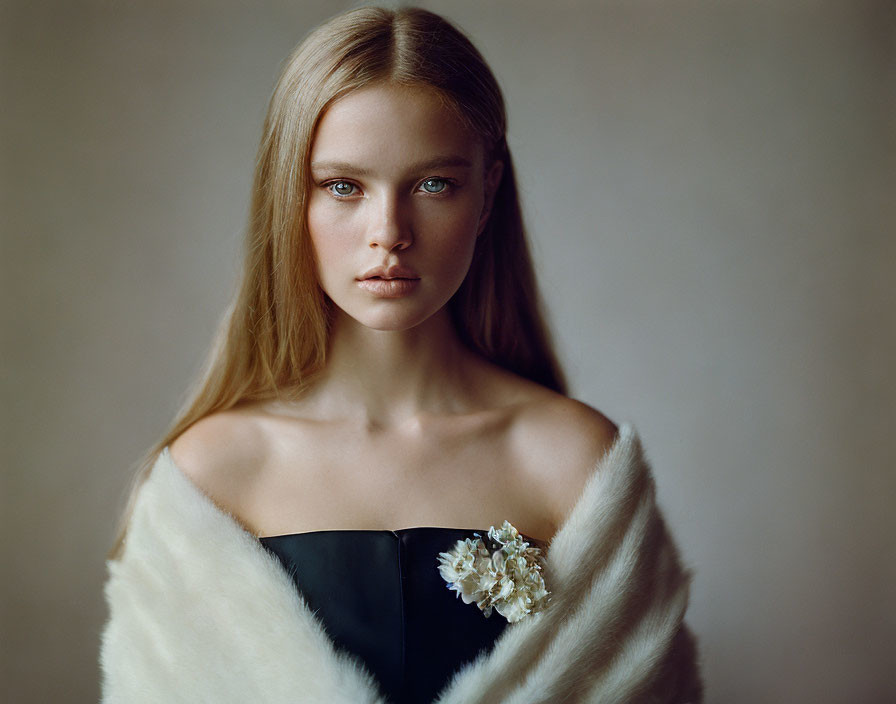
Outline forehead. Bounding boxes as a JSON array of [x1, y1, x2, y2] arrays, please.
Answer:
[[310, 83, 484, 172]]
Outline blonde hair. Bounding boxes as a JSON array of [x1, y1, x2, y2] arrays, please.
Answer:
[[106, 6, 568, 561]]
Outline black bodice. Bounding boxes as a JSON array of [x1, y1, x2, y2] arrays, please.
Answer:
[[258, 527, 521, 704]]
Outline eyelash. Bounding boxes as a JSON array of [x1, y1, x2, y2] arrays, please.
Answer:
[[321, 177, 457, 199]]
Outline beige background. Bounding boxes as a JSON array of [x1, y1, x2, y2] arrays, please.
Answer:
[[3, 1, 894, 701]]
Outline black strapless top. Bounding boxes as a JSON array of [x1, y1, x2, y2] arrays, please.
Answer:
[[259, 527, 541, 704]]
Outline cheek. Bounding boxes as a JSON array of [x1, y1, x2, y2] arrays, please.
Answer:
[[307, 204, 351, 277], [419, 216, 480, 286], [424, 199, 483, 254]]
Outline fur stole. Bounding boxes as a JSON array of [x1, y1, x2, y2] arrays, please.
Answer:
[[99, 421, 703, 702]]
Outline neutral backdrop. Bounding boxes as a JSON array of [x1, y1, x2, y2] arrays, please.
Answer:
[[3, 1, 894, 701]]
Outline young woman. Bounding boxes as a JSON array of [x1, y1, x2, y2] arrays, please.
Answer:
[[100, 6, 702, 703]]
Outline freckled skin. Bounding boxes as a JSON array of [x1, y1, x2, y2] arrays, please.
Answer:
[[307, 83, 503, 331]]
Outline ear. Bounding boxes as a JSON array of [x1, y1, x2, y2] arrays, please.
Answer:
[[477, 159, 504, 237]]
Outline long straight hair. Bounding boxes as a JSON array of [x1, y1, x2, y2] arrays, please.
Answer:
[[107, 6, 568, 561]]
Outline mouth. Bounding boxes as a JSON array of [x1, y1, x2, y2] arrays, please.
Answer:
[[357, 276, 421, 298], [358, 264, 421, 280]]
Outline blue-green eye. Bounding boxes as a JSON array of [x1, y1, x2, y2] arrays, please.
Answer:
[[420, 178, 449, 194], [328, 181, 357, 197]]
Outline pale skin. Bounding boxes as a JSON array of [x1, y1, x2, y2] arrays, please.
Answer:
[[170, 83, 619, 547]]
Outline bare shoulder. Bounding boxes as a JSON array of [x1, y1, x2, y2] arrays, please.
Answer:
[[167, 408, 268, 529], [509, 392, 620, 533]]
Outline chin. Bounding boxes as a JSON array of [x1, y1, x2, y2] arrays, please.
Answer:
[[330, 298, 432, 332], [326, 282, 457, 332], [358, 309, 433, 332]]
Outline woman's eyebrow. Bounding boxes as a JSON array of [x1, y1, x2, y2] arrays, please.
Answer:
[[310, 155, 473, 177]]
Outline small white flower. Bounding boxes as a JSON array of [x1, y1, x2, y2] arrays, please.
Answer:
[[437, 520, 551, 623]]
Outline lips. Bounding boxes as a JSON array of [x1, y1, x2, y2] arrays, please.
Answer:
[[357, 277, 420, 298], [358, 264, 420, 280]]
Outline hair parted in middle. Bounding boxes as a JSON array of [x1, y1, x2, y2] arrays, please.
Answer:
[[243, 5, 566, 399]]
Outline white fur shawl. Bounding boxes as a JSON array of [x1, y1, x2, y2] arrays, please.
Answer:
[[99, 421, 702, 703]]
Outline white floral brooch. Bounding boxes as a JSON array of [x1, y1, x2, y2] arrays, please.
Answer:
[[436, 520, 551, 623]]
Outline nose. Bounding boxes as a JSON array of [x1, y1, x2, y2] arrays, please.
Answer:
[[367, 191, 413, 251]]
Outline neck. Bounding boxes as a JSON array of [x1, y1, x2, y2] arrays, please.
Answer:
[[300, 305, 484, 431]]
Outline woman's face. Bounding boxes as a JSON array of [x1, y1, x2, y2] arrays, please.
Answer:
[[306, 83, 502, 331]]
